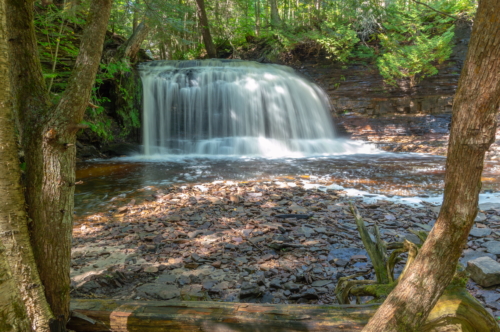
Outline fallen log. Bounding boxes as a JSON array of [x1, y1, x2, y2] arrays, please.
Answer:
[[68, 288, 500, 332]]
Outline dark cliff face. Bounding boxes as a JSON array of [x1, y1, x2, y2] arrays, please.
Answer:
[[296, 23, 471, 117], [287, 23, 500, 159]]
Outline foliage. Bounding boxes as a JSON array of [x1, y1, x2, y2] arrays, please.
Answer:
[[375, 2, 458, 86], [33, 0, 478, 143], [84, 61, 141, 141]]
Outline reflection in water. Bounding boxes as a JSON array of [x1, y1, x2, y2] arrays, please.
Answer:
[[75, 154, 500, 216]]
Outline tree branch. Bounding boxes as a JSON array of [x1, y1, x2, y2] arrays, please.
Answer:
[[55, 0, 112, 125], [412, 0, 459, 21]]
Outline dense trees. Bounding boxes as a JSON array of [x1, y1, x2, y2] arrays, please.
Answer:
[[105, 0, 474, 86], [363, 0, 500, 330]]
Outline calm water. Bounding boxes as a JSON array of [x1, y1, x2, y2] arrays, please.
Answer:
[[75, 153, 500, 216]]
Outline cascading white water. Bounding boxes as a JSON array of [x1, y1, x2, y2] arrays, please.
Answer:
[[139, 59, 370, 157]]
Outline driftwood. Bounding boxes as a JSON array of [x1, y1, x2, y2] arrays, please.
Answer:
[[68, 292, 500, 332]]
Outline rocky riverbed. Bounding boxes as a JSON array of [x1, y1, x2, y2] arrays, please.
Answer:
[[70, 177, 500, 319]]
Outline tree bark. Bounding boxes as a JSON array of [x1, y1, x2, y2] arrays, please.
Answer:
[[0, 1, 44, 331], [2, 1, 58, 331], [120, 21, 150, 63], [270, 0, 281, 27], [255, 0, 260, 36], [363, 1, 500, 331], [195, 0, 216, 58], [6, 0, 112, 326]]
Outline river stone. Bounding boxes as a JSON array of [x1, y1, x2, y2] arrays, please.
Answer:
[[475, 213, 487, 222], [143, 266, 159, 273], [480, 203, 500, 211], [469, 227, 492, 238], [430, 206, 441, 213], [483, 241, 500, 255], [137, 284, 180, 300], [404, 233, 422, 245], [460, 250, 497, 266], [311, 280, 333, 287], [467, 257, 500, 287], [329, 248, 368, 263]]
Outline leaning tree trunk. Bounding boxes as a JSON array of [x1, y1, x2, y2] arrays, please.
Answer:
[[363, 1, 500, 331], [117, 21, 150, 64], [6, 0, 112, 327], [195, 0, 217, 58]]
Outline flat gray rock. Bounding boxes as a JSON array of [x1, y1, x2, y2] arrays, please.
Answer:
[[404, 233, 422, 245], [467, 256, 500, 287], [475, 213, 487, 222], [136, 284, 180, 300], [311, 280, 333, 287], [483, 241, 500, 255], [469, 227, 492, 238], [328, 248, 368, 262], [460, 250, 497, 266], [479, 203, 500, 211]]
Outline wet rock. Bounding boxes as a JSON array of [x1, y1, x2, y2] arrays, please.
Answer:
[[467, 257, 500, 287], [137, 284, 180, 300], [188, 230, 204, 239], [240, 282, 262, 299], [289, 288, 318, 300], [404, 233, 422, 245], [311, 280, 333, 287], [470, 227, 492, 237], [166, 214, 181, 222], [475, 213, 487, 222], [143, 266, 158, 273], [78, 280, 99, 293], [329, 248, 368, 262], [480, 203, 500, 211], [269, 278, 282, 289], [460, 250, 497, 266], [157, 273, 177, 284], [181, 284, 206, 300], [483, 241, 500, 255], [289, 204, 308, 214]]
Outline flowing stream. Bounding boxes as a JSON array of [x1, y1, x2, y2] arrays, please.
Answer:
[[75, 60, 500, 216]]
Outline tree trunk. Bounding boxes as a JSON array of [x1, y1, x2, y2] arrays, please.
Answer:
[[195, 0, 216, 58], [6, 0, 112, 326], [0, 1, 48, 330], [132, 0, 140, 32], [120, 21, 150, 63], [270, 0, 281, 27], [363, 1, 500, 331], [255, 0, 260, 36]]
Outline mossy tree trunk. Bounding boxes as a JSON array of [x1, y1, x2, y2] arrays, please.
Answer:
[[6, 0, 112, 329], [363, 1, 500, 331]]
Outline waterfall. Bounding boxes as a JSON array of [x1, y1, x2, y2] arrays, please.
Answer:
[[139, 59, 363, 157]]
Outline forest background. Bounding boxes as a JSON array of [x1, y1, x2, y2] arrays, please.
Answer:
[[36, 0, 477, 145]]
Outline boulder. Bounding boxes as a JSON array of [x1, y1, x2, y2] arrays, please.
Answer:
[[467, 256, 500, 287]]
